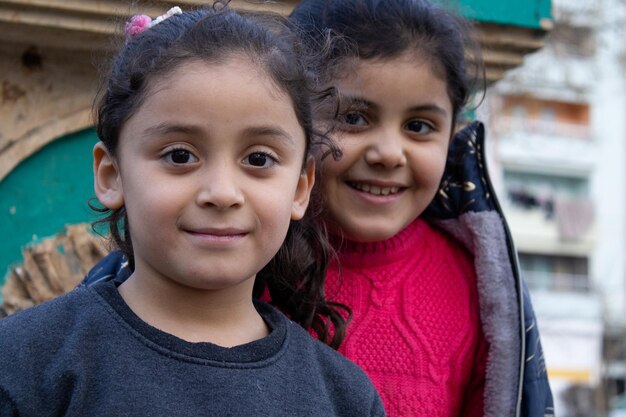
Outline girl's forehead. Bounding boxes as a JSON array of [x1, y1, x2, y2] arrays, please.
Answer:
[[120, 57, 307, 146], [338, 53, 445, 86], [330, 54, 454, 122], [140, 56, 295, 111]]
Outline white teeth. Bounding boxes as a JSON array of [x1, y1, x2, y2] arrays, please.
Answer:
[[352, 182, 400, 196]]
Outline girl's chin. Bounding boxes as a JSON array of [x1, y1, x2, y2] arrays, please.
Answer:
[[330, 224, 404, 243]]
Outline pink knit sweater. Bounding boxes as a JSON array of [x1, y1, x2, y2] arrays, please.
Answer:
[[326, 218, 487, 417]]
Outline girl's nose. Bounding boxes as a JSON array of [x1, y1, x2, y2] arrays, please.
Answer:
[[195, 166, 245, 209], [364, 131, 407, 169]]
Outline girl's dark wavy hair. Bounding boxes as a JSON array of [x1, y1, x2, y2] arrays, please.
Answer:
[[290, 0, 485, 126], [92, 2, 348, 348]]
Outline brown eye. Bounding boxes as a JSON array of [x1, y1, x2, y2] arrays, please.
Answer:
[[341, 112, 367, 126], [172, 150, 191, 163], [164, 149, 198, 165], [244, 152, 276, 168], [405, 120, 433, 134]]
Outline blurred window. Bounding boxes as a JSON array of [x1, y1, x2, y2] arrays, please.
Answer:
[[550, 23, 595, 58], [520, 253, 590, 292], [504, 171, 589, 215], [499, 95, 591, 138]]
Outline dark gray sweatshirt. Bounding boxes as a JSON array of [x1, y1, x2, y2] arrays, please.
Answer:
[[0, 280, 385, 417]]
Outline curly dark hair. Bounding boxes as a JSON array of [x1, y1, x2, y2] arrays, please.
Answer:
[[92, 2, 348, 348], [290, 0, 485, 126]]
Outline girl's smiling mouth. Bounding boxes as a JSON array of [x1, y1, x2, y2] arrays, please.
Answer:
[[346, 181, 404, 196]]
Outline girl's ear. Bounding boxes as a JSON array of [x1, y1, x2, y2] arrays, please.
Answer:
[[93, 142, 124, 209], [291, 157, 315, 221]]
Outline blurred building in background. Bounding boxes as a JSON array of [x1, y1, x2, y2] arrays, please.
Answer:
[[479, 0, 626, 414]]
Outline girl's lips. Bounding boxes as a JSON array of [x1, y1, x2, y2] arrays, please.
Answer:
[[346, 181, 405, 196], [183, 227, 249, 245], [187, 227, 248, 236]]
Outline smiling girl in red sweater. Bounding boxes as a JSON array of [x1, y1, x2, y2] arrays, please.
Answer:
[[290, 0, 553, 416]]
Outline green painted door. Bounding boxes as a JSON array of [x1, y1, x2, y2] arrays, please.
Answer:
[[0, 129, 99, 285]]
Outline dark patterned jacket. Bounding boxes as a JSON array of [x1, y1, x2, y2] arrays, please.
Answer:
[[423, 121, 554, 417], [82, 121, 554, 417]]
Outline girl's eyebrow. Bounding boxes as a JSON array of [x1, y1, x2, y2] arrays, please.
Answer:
[[340, 95, 373, 109], [241, 126, 298, 148], [341, 95, 449, 117], [142, 123, 297, 146], [142, 122, 201, 138], [407, 104, 449, 117]]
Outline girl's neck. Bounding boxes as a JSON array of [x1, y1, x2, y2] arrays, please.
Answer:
[[118, 270, 269, 347], [330, 217, 429, 268]]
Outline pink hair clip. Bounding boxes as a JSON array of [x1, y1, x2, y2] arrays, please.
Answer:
[[125, 6, 183, 39], [125, 15, 152, 38]]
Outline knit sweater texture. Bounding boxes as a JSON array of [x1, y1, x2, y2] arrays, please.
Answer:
[[325, 218, 487, 417]]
